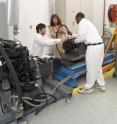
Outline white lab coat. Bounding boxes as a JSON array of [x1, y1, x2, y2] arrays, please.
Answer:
[[75, 18, 105, 89], [32, 33, 60, 58]]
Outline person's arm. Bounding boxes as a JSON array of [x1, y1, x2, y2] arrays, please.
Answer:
[[73, 22, 87, 43], [35, 36, 61, 47], [58, 26, 66, 34], [40, 38, 61, 46]]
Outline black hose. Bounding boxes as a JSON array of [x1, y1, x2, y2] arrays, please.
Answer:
[[0, 44, 23, 105], [35, 97, 57, 115], [35, 92, 57, 115], [39, 93, 57, 101], [41, 86, 48, 104], [0, 104, 6, 114]]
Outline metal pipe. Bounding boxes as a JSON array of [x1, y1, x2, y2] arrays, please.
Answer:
[[7, 0, 20, 26]]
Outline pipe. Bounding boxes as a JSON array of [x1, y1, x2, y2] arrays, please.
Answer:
[[7, 0, 20, 26]]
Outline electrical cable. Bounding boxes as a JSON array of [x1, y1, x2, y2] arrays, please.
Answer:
[[41, 85, 48, 104], [39, 93, 57, 101], [35, 93, 57, 115], [35, 99, 56, 115]]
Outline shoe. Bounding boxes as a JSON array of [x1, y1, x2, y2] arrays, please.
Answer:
[[95, 84, 106, 92], [79, 88, 93, 94]]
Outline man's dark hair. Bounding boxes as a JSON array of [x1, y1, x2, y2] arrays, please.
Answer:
[[50, 14, 62, 26], [76, 12, 85, 19], [36, 23, 46, 33]]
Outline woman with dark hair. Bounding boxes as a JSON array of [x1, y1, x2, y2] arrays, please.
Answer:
[[50, 14, 62, 27], [49, 14, 62, 38], [49, 14, 68, 57], [49, 14, 67, 39]]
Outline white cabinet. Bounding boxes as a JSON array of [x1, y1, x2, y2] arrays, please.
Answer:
[[55, 0, 93, 33], [55, 0, 104, 35]]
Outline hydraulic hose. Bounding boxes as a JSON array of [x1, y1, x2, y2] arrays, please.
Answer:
[[0, 43, 23, 105], [23, 100, 45, 108], [11, 95, 47, 102], [52, 75, 72, 95]]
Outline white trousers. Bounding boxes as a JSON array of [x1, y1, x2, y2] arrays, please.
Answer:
[[85, 44, 105, 89]]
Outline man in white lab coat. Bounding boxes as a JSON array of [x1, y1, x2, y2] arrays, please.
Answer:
[[32, 23, 61, 57], [74, 12, 106, 93]]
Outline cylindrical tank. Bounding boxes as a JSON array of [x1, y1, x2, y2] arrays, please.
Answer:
[[7, 0, 20, 26]]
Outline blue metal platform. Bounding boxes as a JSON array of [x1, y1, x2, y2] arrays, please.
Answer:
[[53, 52, 114, 87]]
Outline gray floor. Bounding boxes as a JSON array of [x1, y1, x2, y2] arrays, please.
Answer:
[[25, 78, 117, 124]]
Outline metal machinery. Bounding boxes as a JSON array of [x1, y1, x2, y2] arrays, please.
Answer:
[[0, 12, 116, 124], [0, 38, 73, 124], [0, 1, 115, 124], [0, 28, 114, 124], [53, 25, 114, 87], [55, 24, 86, 65]]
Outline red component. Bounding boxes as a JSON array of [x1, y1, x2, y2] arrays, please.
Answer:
[[108, 4, 117, 23]]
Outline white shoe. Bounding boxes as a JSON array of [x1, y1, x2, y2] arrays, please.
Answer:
[[79, 88, 93, 94], [95, 84, 106, 92]]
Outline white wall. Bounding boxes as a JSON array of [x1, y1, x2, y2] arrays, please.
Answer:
[[56, 0, 66, 24], [51, 0, 55, 14], [55, 0, 93, 33], [92, 0, 104, 35], [8, 0, 51, 51], [55, 0, 104, 35]]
